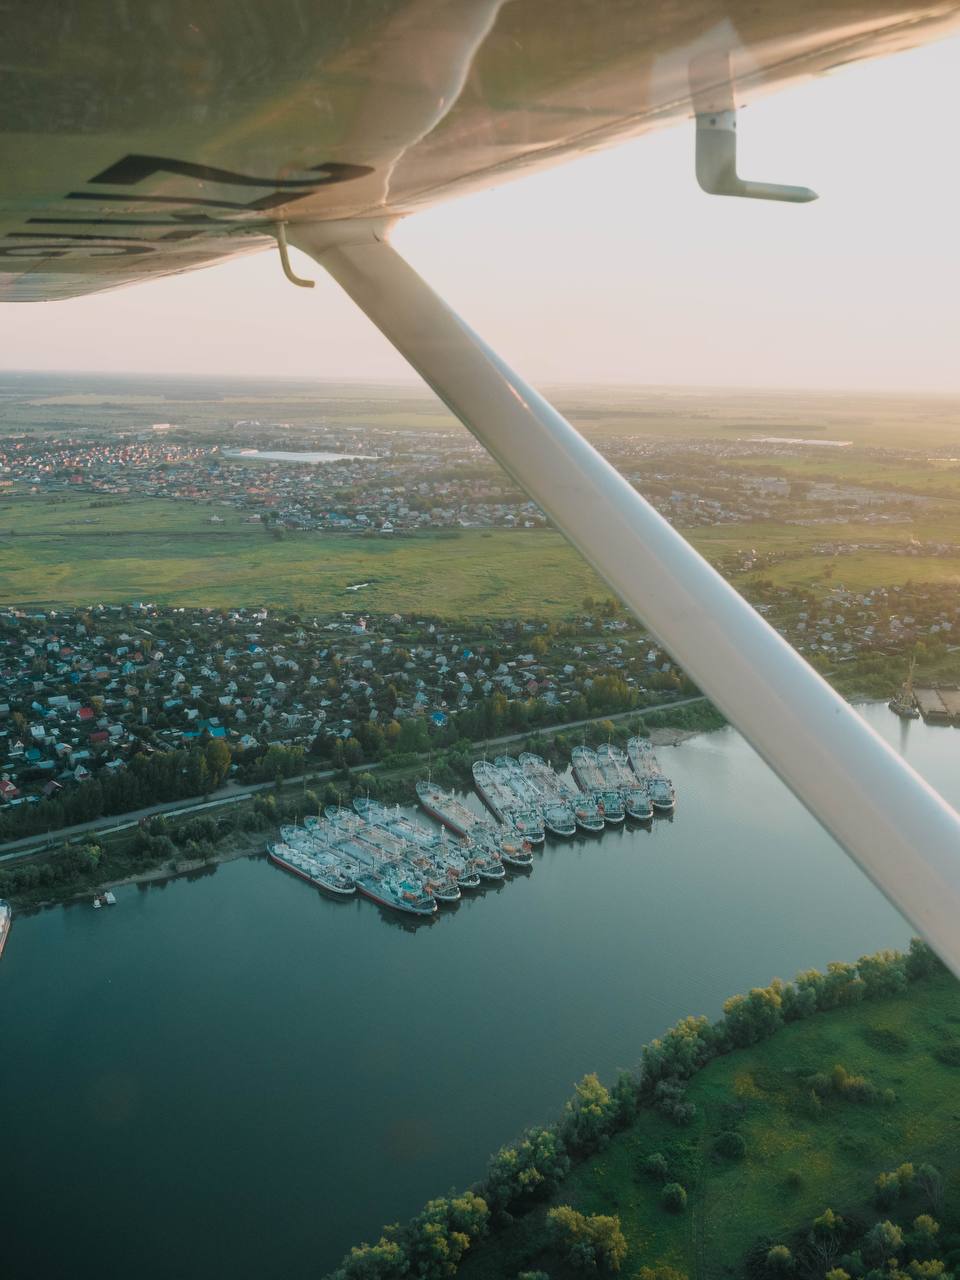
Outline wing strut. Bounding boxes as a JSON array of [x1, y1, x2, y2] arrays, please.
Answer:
[[290, 218, 960, 977]]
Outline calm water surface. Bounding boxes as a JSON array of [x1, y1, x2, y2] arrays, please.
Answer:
[[1, 705, 952, 1279], [220, 447, 373, 463]]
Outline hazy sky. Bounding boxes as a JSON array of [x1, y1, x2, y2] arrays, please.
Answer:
[[2, 35, 959, 392]]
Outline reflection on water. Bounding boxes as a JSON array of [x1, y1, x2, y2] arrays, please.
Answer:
[[1, 704, 956, 1280]]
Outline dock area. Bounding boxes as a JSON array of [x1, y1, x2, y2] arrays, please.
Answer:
[[270, 741, 678, 921], [915, 687, 958, 723]]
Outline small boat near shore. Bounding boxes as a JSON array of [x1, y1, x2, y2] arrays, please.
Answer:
[[0, 899, 11, 959]]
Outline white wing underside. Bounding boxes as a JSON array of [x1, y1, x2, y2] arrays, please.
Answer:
[[2, 0, 959, 301]]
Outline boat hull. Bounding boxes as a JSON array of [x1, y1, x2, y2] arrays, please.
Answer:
[[417, 794, 472, 839], [356, 880, 437, 916], [544, 820, 576, 837], [268, 849, 356, 897]]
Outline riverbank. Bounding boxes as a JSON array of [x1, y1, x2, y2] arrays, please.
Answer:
[[331, 945, 954, 1280], [0, 700, 714, 913], [1, 700, 926, 1280], [15, 832, 268, 916]]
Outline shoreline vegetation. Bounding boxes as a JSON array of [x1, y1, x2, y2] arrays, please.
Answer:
[[0, 701, 723, 913], [325, 942, 957, 1280]]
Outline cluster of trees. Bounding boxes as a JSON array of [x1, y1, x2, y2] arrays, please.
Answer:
[[330, 1192, 489, 1280], [0, 737, 233, 841], [326, 942, 945, 1280], [546, 1205, 628, 1272], [640, 942, 941, 1116], [808, 1063, 894, 1107], [0, 841, 104, 899], [753, 1165, 953, 1280], [239, 742, 304, 783]]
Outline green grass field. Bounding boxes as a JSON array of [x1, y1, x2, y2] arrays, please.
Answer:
[[459, 971, 960, 1279], [0, 497, 609, 618], [6, 495, 960, 617]]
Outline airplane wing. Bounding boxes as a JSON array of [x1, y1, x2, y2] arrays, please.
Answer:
[[3, 0, 960, 302]]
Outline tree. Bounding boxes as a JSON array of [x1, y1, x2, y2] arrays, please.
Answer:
[[715, 1131, 746, 1160], [79, 842, 102, 870], [916, 1165, 945, 1213], [204, 737, 232, 788], [547, 1206, 627, 1273], [643, 1152, 669, 1181], [809, 1208, 846, 1271], [865, 1221, 904, 1263], [909, 1216, 941, 1262], [875, 1172, 901, 1209], [661, 1183, 687, 1214], [484, 1127, 570, 1214], [561, 1073, 615, 1152], [766, 1246, 793, 1273], [331, 1234, 407, 1279]]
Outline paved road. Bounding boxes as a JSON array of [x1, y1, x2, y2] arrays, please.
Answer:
[[0, 695, 706, 862]]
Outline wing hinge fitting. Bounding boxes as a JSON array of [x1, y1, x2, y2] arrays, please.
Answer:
[[274, 222, 315, 288], [695, 110, 817, 204]]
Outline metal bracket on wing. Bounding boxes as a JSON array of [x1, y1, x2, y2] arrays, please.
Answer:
[[274, 222, 315, 288], [695, 109, 817, 203]]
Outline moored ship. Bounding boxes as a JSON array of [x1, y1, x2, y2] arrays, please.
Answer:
[[889, 655, 920, 719], [626, 736, 677, 812], [573, 745, 625, 824], [416, 780, 491, 840], [356, 865, 437, 916], [268, 842, 357, 897], [517, 753, 578, 836], [473, 760, 545, 844], [597, 743, 652, 821]]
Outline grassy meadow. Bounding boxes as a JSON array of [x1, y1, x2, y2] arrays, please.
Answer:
[[0, 496, 607, 618], [6, 493, 960, 617], [460, 970, 960, 1279]]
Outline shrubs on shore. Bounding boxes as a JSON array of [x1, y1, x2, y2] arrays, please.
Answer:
[[750, 1177, 953, 1280], [326, 941, 945, 1279]]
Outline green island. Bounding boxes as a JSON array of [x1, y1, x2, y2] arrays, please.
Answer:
[[325, 943, 960, 1280]]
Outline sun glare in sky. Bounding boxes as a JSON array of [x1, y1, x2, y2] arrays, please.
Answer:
[[2, 35, 959, 392]]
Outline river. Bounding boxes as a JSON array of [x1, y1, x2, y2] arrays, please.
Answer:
[[220, 447, 374, 463], [0, 705, 953, 1279]]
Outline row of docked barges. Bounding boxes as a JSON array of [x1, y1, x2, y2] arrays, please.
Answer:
[[268, 794, 534, 917], [468, 739, 676, 838], [269, 737, 677, 919]]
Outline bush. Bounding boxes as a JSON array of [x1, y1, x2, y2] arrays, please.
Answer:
[[643, 1152, 670, 1181], [715, 1130, 746, 1160], [933, 1042, 960, 1067], [652, 1079, 696, 1127], [766, 1245, 794, 1273], [861, 1025, 910, 1055], [661, 1183, 688, 1214]]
